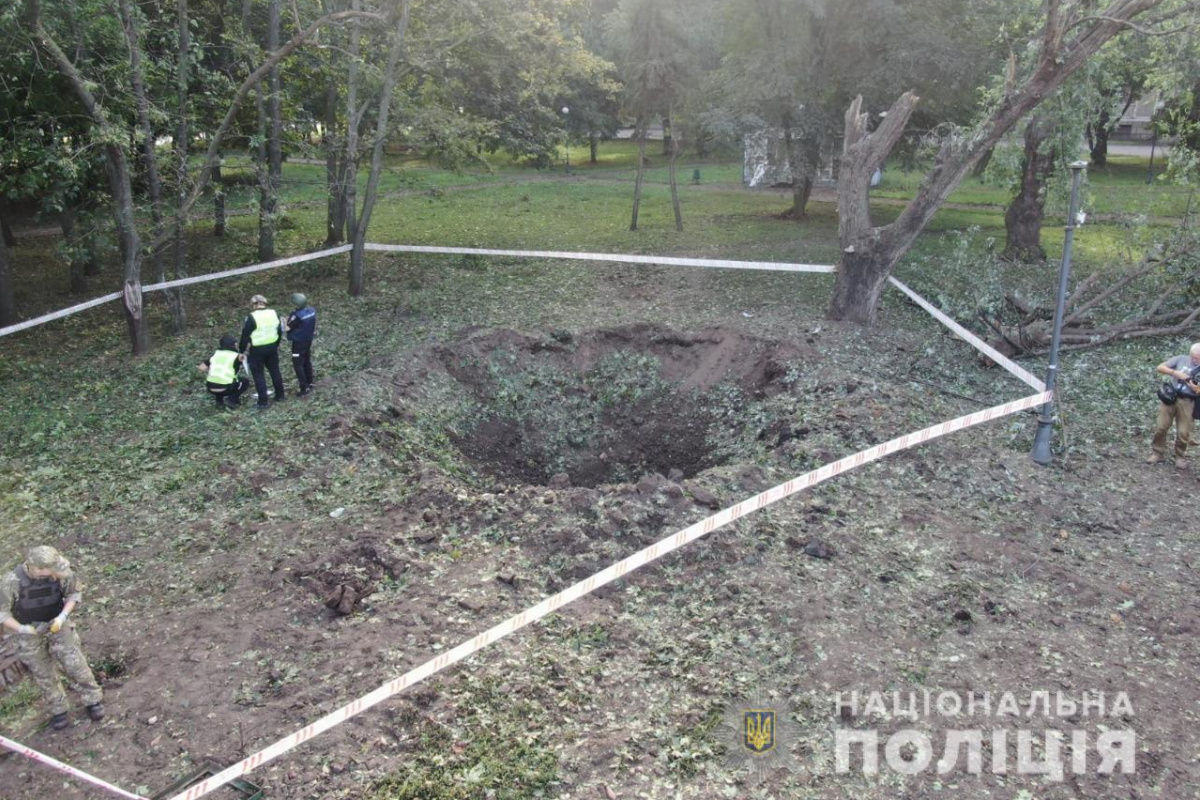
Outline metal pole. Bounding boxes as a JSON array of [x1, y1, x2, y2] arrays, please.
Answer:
[[1031, 161, 1086, 465]]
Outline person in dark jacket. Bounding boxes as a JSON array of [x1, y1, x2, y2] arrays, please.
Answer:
[[198, 334, 249, 408], [0, 546, 104, 730], [285, 292, 317, 396], [238, 294, 286, 409]]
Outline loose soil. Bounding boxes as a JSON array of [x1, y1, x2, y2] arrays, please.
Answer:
[[2, 311, 1198, 800]]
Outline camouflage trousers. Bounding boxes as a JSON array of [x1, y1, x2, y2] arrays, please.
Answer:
[[12, 621, 103, 715]]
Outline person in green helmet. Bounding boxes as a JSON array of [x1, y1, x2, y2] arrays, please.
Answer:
[[0, 546, 104, 731], [198, 334, 250, 408], [284, 292, 317, 396]]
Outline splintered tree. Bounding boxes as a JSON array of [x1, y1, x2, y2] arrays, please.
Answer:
[[982, 235, 1200, 355], [827, 0, 1194, 326]]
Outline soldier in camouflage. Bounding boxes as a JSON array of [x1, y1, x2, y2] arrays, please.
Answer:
[[0, 546, 104, 730]]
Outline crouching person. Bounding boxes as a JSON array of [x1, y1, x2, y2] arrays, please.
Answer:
[[0, 546, 104, 730], [199, 334, 249, 409]]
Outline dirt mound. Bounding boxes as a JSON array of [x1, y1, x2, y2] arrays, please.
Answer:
[[398, 325, 806, 487], [281, 538, 409, 616]]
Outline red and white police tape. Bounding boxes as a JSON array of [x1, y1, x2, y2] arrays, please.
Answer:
[[166, 389, 1051, 800], [0, 246, 351, 340], [0, 734, 149, 800], [887, 276, 1045, 392], [0, 245, 826, 340], [363, 243, 837, 274]]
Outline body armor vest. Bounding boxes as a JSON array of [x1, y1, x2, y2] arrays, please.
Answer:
[[13, 566, 65, 624]]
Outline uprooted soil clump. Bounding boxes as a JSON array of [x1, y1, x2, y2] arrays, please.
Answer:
[[392, 324, 806, 488]]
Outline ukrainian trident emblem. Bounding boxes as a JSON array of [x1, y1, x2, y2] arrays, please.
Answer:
[[722, 690, 801, 782], [743, 710, 775, 754]]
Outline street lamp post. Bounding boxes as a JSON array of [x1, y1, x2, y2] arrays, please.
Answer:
[[1031, 161, 1087, 466], [562, 106, 570, 174]]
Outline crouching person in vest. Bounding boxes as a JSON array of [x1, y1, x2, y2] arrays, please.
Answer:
[[239, 294, 286, 409], [0, 546, 104, 730], [199, 334, 250, 408]]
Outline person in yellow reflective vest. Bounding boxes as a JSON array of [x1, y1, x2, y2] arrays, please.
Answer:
[[238, 294, 286, 409], [198, 334, 250, 408]]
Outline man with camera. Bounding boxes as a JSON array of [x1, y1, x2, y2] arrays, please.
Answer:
[[1149, 342, 1200, 468]]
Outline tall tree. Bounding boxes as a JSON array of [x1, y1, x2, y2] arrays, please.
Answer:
[[348, 0, 409, 296], [610, 0, 690, 231], [1084, 37, 1153, 166], [171, 0, 191, 333], [30, 0, 148, 352], [828, 0, 1194, 326]]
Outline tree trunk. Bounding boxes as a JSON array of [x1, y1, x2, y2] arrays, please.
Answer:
[[349, 1, 410, 297], [0, 213, 14, 248], [0, 212, 16, 326], [630, 117, 647, 232], [661, 115, 671, 156], [780, 117, 817, 220], [1089, 110, 1110, 167], [666, 112, 682, 232], [267, 0, 283, 241], [120, 0, 181, 330], [256, 83, 274, 260], [589, 132, 598, 164], [36, 7, 148, 353], [80, 207, 101, 276], [971, 145, 995, 178], [324, 79, 346, 245], [343, 0, 362, 275], [169, 0, 190, 335], [827, 244, 897, 326], [1002, 115, 1055, 263], [58, 209, 88, 293], [791, 177, 814, 218], [828, 1, 1168, 326], [213, 162, 226, 237]]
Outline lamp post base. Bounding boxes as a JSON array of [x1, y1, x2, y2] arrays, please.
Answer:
[[1031, 417, 1054, 465]]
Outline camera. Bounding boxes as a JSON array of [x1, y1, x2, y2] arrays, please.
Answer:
[[1159, 363, 1200, 405]]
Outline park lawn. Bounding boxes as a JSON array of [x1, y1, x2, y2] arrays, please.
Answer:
[[2, 143, 1198, 800]]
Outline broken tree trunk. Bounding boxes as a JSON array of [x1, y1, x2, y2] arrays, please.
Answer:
[[1002, 114, 1057, 263]]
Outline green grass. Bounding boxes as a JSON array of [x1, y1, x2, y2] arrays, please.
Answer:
[[2, 140, 1195, 552], [368, 678, 559, 800]]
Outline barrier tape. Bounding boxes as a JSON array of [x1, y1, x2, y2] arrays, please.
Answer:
[[141, 246, 352, 293], [0, 735, 148, 800], [0, 247, 352, 340], [168, 389, 1051, 800], [887, 276, 1045, 392], [363, 243, 836, 274], [0, 292, 124, 339]]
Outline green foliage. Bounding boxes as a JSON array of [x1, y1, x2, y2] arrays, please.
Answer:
[[369, 678, 558, 800], [0, 680, 40, 727]]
